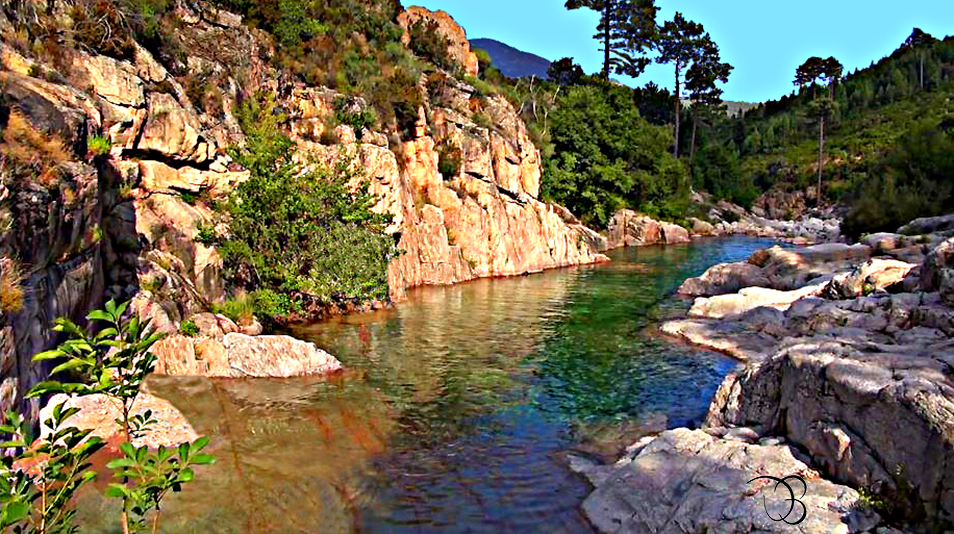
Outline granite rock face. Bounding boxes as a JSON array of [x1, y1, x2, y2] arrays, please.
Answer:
[[398, 7, 480, 76], [0, 0, 611, 423], [574, 428, 881, 534], [659, 234, 954, 526]]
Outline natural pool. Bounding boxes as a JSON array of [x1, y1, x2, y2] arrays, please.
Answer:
[[78, 236, 779, 534]]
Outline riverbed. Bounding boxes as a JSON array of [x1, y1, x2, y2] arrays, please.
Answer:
[[77, 236, 778, 534]]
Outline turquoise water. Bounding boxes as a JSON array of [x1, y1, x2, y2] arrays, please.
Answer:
[[82, 236, 777, 534]]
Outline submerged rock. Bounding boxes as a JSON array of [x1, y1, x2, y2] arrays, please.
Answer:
[[152, 333, 343, 378]]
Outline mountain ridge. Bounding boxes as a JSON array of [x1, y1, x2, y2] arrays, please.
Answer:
[[469, 37, 551, 79]]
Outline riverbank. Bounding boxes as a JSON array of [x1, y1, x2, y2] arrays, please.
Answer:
[[577, 215, 954, 533]]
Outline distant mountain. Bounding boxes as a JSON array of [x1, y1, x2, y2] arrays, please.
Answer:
[[724, 101, 759, 118], [470, 38, 551, 79]]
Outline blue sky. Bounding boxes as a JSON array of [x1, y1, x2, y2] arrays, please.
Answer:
[[412, 0, 953, 103]]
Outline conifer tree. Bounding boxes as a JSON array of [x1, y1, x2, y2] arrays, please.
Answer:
[[565, 0, 659, 79]]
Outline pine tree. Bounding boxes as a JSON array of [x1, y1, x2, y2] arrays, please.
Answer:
[[565, 0, 659, 80], [685, 37, 733, 159], [656, 12, 706, 158], [794, 56, 843, 205]]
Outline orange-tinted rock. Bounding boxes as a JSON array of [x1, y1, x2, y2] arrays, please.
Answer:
[[398, 7, 479, 76]]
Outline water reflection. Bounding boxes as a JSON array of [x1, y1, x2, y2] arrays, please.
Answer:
[[77, 237, 778, 534]]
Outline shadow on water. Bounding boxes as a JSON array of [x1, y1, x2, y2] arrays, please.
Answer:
[[77, 236, 778, 534]]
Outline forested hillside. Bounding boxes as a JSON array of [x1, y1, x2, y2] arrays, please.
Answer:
[[690, 29, 954, 237]]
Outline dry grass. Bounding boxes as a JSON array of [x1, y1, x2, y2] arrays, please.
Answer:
[[1, 111, 70, 188], [0, 257, 25, 314]]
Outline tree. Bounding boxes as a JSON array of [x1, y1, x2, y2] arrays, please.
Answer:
[[794, 56, 843, 204], [685, 37, 733, 159], [656, 12, 707, 158], [902, 28, 938, 90], [547, 57, 585, 86], [543, 83, 689, 226], [632, 82, 673, 126], [565, 0, 659, 79]]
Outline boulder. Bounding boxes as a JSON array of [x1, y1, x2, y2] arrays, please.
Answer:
[[39, 389, 198, 448], [898, 214, 954, 235], [191, 312, 239, 339], [222, 334, 342, 378], [861, 232, 902, 252], [688, 279, 831, 319], [687, 217, 717, 236], [576, 428, 880, 534], [606, 210, 662, 248], [660, 222, 690, 244], [678, 262, 771, 297], [152, 333, 343, 378], [706, 339, 954, 523], [137, 93, 211, 163], [824, 258, 918, 299], [921, 238, 954, 292], [941, 269, 954, 307]]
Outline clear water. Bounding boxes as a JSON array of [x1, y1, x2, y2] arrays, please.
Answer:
[[77, 236, 777, 534]]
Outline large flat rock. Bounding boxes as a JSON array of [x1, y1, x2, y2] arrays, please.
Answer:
[[574, 428, 881, 533]]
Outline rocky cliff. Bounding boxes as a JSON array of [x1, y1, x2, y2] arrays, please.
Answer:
[[0, 3, 606, 417]]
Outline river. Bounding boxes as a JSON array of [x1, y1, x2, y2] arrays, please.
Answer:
[[77, 236, 778, 534]]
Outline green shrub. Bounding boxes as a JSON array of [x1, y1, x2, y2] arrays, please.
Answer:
[[9, 300, 214, 533], [842, 119, 954, 239], [472, 112, 492, 130], [219, 94, 400, 321], [180, 191, 198, 205], [180, 317, 199, 336], [437, 142, 462, 178], [334, 96, 377, 139], [196, 223, 216, 245], [87, 134, 112, 158], [211, 293, 256, 324], [408, 18, 458, 73]]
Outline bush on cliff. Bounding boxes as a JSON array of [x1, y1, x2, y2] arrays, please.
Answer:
[[541, 83, 691, 226], [219, 94, 399, 320]]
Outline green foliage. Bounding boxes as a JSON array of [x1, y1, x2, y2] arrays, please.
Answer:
[[842, 119, 954, 238], [0, 405, 105, 534], [205, 0, 417, 133], [1, 301, 213, 533], [28, 300, 162, 429], [694, 31, 954, 209], [86, 135, 112, 158], [691, 143, 758, 208], [68, 0, 185, 69], [196, 223, 217, 245], [542, 83, 690, 226], [211, 293, 256, 325], [105, 438, 214, 532], [179, 191, 198, 205], [437, 142, 462, 178], [333, 97, 378, 139], [565, 0, 659, 79], [408, 18, 458, 73], [220, 95, 399, 321], [179, 318, 199, 337]]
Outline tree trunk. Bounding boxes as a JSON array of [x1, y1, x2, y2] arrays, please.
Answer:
[[817, 114, 825, 205], [602, 3, 611, 79], [920, 53, 924, 90], [674, 62, 681, 158], [690, 105, 699, 160]]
